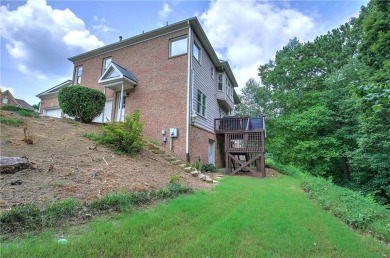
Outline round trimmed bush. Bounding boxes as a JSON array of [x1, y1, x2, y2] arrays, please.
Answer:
[[58, 86, 106, 123]]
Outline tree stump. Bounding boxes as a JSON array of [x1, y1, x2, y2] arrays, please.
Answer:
[[0, 156, 31, 174]]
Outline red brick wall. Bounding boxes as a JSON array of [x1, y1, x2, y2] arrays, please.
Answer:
[[189, 125, 223, 168], [72, 29, 189, 160], [40, 96, 60, 113], [1, 91, 18, 107]]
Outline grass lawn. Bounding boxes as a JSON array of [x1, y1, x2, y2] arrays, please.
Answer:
[[2, 176, 389, 257]]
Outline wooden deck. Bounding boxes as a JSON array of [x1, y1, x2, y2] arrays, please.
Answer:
[[215, 117, 266, 177]]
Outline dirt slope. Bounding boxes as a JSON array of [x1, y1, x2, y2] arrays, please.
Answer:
[[0, 110, 211, 210]]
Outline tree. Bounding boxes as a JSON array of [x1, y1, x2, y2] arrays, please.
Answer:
[[58, 86, 106, 123], [235, 78, 272, 118]]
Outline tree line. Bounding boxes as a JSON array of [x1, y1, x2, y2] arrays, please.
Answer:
[[236, 0, 389, 204]]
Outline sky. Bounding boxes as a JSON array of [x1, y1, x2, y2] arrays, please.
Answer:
[[0, 0, 368, 106]]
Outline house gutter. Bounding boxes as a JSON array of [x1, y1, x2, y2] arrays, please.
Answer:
[[185, 22, 192, 162]]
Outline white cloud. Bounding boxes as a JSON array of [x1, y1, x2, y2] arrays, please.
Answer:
[[157, 3, 173, 26], [0, 86, 15, 95], [200, 0, 321, 91], [0, 0, 104, 79], [159, 3, 172, 19], [92, 16, 115, 34]]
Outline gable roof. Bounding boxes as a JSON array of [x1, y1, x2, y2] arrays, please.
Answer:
[[36, 80, 73, 98], [14, 98, 35, 111], [111, 62, 138, 83], [98, 62, 138, 85], [68, 17, 238, 88], [1, 90, 18, 105]]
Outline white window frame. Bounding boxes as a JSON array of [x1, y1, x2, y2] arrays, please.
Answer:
[[218, 74, 223, 91], [2, 97, 9, 104], [169, 36, 187, 57], [197, 90, 206, 117], [75, 66, 82, 84], [102, 57, 112, 74], [193, 40, 201, 63]]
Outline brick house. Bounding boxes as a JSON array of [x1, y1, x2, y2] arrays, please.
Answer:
[[1, 90, 35, 111], [37, 17, 239, 167]]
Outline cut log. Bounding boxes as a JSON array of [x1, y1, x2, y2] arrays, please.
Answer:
[[0, 156, 31, 174]]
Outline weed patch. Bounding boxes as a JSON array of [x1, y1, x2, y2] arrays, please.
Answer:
[[0, 183, 193, 236], [1, 106, 39, 118], [0, 116, 23, 126]]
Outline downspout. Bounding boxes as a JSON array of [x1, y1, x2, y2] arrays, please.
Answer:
[[185, 22, 192, 162], [102, 87, 106, 123]]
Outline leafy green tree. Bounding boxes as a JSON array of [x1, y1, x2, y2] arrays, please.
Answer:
[[235, 78, 272, 118], [58, 86, 106, 123]]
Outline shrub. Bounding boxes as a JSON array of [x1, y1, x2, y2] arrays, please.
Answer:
[[0, 116, 23, 126], [58, 86, 105, 123], [97, 109, 144, 154], [201, 163, 217, 173]]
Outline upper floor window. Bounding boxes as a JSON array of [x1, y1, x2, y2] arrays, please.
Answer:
[[169, 36, 187, 57], [218, 74, 223, 91], [225, 77, 229, 96], [197, 90, 206, 117], [102, 57, 112, 74], [75, 66, 83, 84], [193, 40, 201, 62], [211, 67, 215, 79]]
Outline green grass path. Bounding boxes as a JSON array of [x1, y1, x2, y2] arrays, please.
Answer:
[[2, 176, 389, 257]]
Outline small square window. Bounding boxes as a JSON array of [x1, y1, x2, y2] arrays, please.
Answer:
[[75, 66, 83, 84], [193, 40, 201, 62], [169, 36, 187, 57]]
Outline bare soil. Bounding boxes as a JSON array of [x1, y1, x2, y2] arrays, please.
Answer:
[[0, 110, 211, 210]]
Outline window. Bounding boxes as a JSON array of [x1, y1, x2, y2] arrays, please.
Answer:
[[169, 36, 187, 57], [211, 67, 214, 79], [197, 90, 206, 117], [102, 57, 112, 74], [218, 74, 223, 91], [193, 40, 201, 62], [75, 66, 82, 84], [220, 109, 226, 118], [2, 97, 9, 104], [225, 78, 229, 96]]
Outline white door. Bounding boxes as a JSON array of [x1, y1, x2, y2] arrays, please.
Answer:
[[93, 100, 113, 123], [45, 108, 62, 118], [115, 93, 126, 122], [208, 140, 215, 165]]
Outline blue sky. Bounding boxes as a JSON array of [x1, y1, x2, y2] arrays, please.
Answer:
[[0, 0, 368, 106]]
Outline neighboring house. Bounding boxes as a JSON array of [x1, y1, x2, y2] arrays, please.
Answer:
[[37, 17, 239, 167], [1, 90, 35, 111], [36, 80, 72, 118]]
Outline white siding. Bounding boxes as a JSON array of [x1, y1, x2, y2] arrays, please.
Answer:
[[191, 34, 220, 132]]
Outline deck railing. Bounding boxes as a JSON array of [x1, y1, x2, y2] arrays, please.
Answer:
[[225, 131, 264, 153], [214, 117, 264, 133]]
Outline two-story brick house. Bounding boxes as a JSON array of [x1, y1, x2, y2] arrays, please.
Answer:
[[37, 17, 239, 167]]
